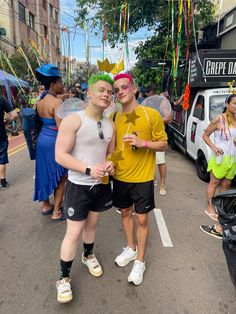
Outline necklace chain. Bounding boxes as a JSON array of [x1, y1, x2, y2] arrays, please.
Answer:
[[47, 90, 57, 97]]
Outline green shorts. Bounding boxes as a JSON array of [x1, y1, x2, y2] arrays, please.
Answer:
[[207, 156, 236, 180]]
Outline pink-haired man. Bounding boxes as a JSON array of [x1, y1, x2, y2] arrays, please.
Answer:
[[112, 73, 167, 285]]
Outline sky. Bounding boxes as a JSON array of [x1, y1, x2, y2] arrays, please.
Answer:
[[60, 0, 153, 68]]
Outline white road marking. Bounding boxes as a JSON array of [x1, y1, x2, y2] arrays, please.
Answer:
[[154, 208, 173, 247]]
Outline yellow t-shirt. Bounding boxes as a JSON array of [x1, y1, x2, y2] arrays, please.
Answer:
[[111, 105, 167, 183]]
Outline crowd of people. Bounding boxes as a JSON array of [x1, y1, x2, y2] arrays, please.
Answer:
[[1, 63, 236, 303]]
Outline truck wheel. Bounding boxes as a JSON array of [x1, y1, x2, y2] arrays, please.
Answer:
[[196, 152, 210, 182]]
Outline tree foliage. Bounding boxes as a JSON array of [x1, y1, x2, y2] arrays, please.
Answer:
[[133, 0, 215, 90], [76, 0, 166, 46], [1, 42, 38, 82], [76, 0, 216, 90]]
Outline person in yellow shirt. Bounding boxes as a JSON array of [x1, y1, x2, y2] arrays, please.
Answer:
[[112, 73, 167, 285]]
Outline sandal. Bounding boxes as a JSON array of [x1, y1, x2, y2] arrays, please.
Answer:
[[51, 210, 66, 223], [41, 206, 54, 216], [204, 210, 218, 221]]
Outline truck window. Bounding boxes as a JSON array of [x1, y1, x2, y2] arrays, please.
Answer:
[[209, 95, 228, 121], [193, 95, 204, 120], [171, 104, 186, 134]]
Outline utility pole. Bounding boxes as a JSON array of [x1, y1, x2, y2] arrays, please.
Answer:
[[67, 31, 71, 88]]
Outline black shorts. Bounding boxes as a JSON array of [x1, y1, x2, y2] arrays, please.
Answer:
[[113, 178, 155, 214], [64, 180, 113, 221], [0, 140, 9, 164]]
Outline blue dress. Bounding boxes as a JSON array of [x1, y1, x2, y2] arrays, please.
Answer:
[[33, 117, 67, 201]]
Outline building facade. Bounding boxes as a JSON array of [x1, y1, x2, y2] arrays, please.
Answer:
[[201, 3, 236, 49], [219, 3, 236, 49], [217, 0, 236, 16], [0, 0, 62, 65]]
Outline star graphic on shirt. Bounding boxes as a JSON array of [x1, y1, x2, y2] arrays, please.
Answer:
[[125, 111, 140, 125], [108, 151, 124, 165]]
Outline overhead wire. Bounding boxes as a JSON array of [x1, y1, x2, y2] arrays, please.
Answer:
[[2, 0, 157, 69], [0, 7, 75, 30], [22, 0, 78, 20]]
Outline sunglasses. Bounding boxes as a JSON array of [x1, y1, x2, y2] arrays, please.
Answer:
[[97, 121, 104, 140]]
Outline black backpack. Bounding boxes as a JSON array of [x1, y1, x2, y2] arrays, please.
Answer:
[[20, 108, 42, 160]]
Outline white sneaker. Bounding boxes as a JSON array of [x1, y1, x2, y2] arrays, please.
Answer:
[[115, 246, 138, 267], [81, 252, 103, 277], [128, 260, 146, 285], [56, 277, 73, 303]]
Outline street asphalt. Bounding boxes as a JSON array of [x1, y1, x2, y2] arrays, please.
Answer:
[[0, 147, 236, 314]]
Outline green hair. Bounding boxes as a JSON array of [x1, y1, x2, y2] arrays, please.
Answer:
[[88, 73, 114, 86]]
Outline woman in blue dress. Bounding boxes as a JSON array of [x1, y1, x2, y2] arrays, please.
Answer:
[[34, 64, 67, 222]]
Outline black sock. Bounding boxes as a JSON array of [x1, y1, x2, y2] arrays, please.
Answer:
[[60, 259, 73, 279], [83, 242, 94, 258]]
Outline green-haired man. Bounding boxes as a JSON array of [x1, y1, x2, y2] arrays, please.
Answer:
[[55, 74, 115, 303]]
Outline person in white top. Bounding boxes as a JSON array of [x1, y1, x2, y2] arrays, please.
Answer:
[[200, 94, 236, 239], [54, 74, 115, 303], [145, 86, 172, 195]]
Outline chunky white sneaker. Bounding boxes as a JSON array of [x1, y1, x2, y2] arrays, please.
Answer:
[[81, 253, 103, 277], [115, 246, 138, 267], [128, 260, 146, 285], [56, 277, 73, 303]]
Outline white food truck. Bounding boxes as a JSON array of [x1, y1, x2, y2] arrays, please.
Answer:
[[168, 49, 236, 181]]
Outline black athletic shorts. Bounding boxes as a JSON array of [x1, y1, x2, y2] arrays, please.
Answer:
[[0, 140, 9, 164], [112, 178, 155, 214], [64, 180, 113, 221]]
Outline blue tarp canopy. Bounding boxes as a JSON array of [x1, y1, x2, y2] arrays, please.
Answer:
[[0, 69, 29, 105], [0, 69, 29, 88]]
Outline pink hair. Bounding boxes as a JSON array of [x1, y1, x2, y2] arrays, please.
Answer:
[[114, 73, 134, 84]]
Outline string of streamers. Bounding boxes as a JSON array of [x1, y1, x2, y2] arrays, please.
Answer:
[[98, 1, 129, 74], [117, 1, 130, 71], [40, 33, 49, 61], [221, 114, 231, 139], [119, 2, 129, 34], [30, 40, 43, 66], [171, 0, 175, 83], [162, 0, 171, 83], [102, 15, 106, 61], [172, 0, 183, 96], [17, 46, 36, 80], [183, 0, 192, 61], [191, 0, 206, 82], [125, 35, 130, 68], [61, 26, 71, 88]]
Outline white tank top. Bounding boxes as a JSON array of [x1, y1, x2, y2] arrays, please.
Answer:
[[213, 115, 236, 156], [68, 110, 113, 185]]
